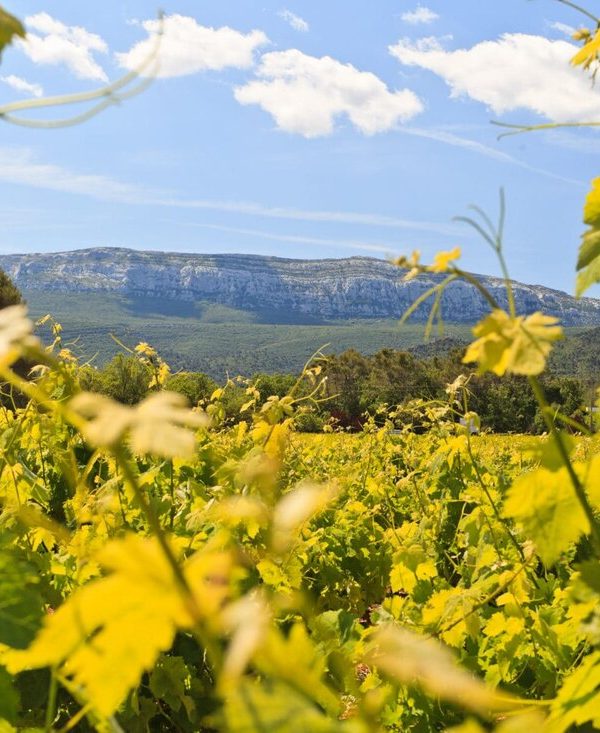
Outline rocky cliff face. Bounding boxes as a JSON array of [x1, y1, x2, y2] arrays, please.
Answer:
[[2, 247, 599, 326]]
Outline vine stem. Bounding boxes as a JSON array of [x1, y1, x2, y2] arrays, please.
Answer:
[[555, 0, 600, 24], [44, 667, 58, 732], [528, 376, 600, 556], [0, 13, 164, 128], [465, 439, 526, 562], [114, 451, 199, 603], [452, 268, 502, 311], [114, 449, 223, 670], [492, 119, 600, 141], [433, 555, 533, 639]]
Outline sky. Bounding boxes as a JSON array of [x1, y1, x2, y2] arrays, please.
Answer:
[[0, 0, 599, 293]]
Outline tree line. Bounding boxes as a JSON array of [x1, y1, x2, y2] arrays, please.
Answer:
[[78, 346, 586, 434], [0, 269, 589, 434]]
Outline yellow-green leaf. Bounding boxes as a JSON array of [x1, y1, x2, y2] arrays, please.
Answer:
[[463, 309, 562, 376], [5, 535, 232, 717], [222, 679, 345, 732], [366, 624, 521, 715], [576, 178, 600, 296], [548, 651, 600, 732], [571, 29, 600, 69], [0, 8, 24, 55], [504, 467, 589, 565]]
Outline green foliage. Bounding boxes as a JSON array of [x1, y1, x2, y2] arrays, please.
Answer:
[[293, 409, 325, 433], [79, 354, 151, 405], [23, 289, 477, 376], [0, 288, 599, 731], [251, 372, 297, 402], [0, 271, 21, 311], [165, 371, 217, 406], [577, 177, 600, 296]]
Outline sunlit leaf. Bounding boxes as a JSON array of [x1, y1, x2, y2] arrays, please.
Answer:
[[271, 482, 337, 553], [428, 247, 462, 273], [366, 624, 521, 714], [571, 28, 600, 70], [5, 535, 232, 716], [548, 651, 600, 732], [222, 679, 351, 732], [70, 391, 208, 458], [463, 309, 562, 376], [576, 178, 600, 296], [504, 466, 589, 565], [0, 8, 25, 55]]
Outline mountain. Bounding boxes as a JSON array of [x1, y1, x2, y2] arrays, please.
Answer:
[[3, 247, 600, 326], [2, 247, 597, 377]]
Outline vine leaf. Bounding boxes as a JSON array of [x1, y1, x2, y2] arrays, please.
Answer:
[[571, 28, 600, 71], [549, 651, 600, 732], [504, 458, 600, 565], [463, 310, 563, 376], [366, 624, 522, 715], [576, 177, 600, 296], [0, 8, 24, 56], [4, 535, 233, 717]]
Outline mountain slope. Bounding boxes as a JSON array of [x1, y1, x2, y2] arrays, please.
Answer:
[[3, 247, 600, 326]]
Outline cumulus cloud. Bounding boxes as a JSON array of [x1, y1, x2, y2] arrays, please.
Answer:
[[19, 12, 108, 82], [401, 6, 439, 25], [234, 50, 423, 137], [278, 9, 309, 32], [0, 74, 43, 98], [117, 14, 268, 78], [390, 33, 600, 122]]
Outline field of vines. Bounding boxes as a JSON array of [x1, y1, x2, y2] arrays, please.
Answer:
[[4, 2, 600, 732], [1, 289, 600, 732]]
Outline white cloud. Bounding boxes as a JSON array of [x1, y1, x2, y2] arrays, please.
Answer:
[[0, 146, 579, 244], [0, 148, 144, 203], [186, 222, 398, 254], [234, 49, 423, 137], [19, 12, 108, 82], [278, 9, 309, 32], [401, 6, 439, 25], [390, 33, 600, 122], [0, 147, 459, 235], [549, 21, 575, 37], [400, 126, 584, 186], [0, 74, 43, 98], [117, 14, 268, 78], [165, 198, 459, 234]]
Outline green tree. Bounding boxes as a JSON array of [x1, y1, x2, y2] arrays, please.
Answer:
[[0, 269, 25, 407], [165, 372, 217, 406], [79, 354, 151, 405], [0, 269, 22, 309], [322, 349, 370, 426], [359, 349, 439, 413], [251, 373, 296, 403]]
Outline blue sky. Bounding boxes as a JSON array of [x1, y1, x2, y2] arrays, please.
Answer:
[[0, 0, 599, 293]]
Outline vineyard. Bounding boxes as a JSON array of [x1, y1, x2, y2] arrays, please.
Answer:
[[3, 2, 600, 732], [0, 284, 599, 731]]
